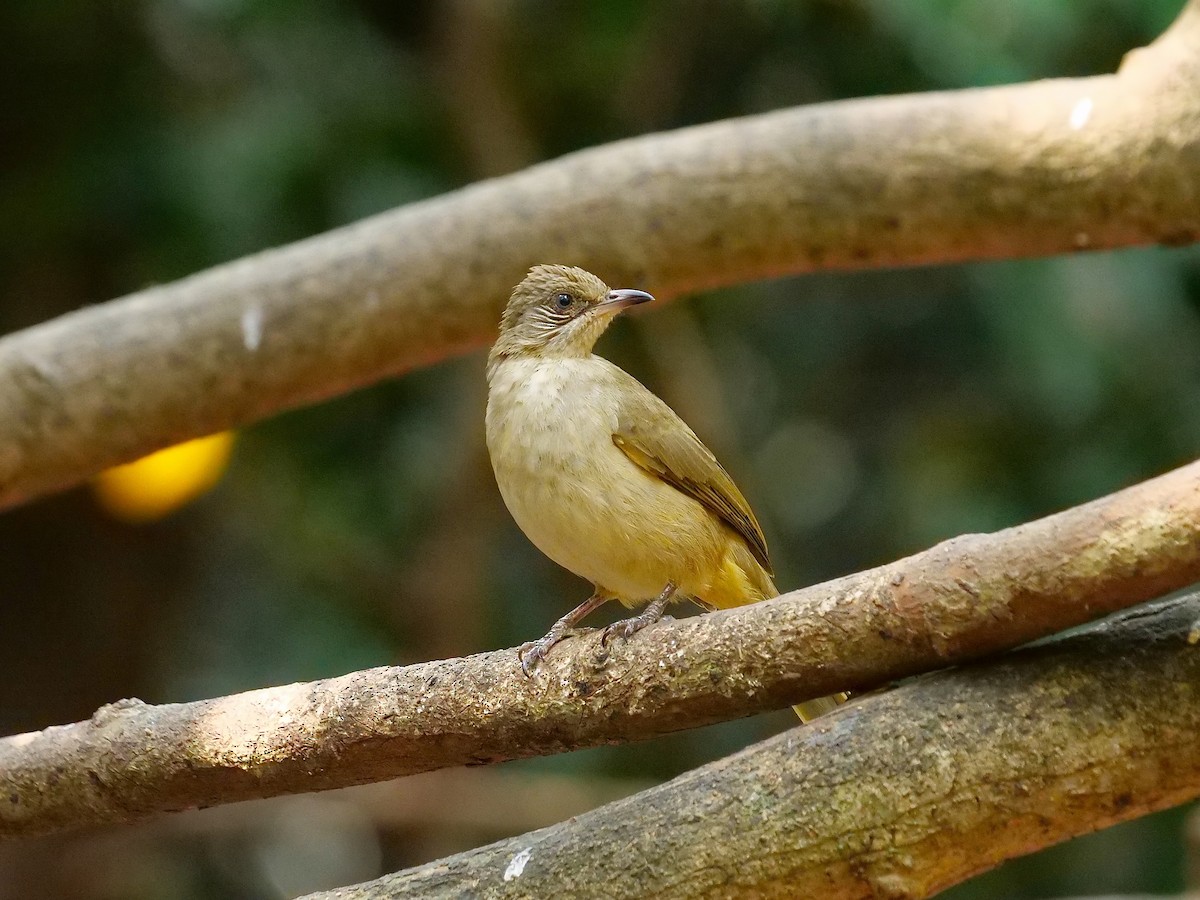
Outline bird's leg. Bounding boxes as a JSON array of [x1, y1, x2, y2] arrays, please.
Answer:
[[518, 590, 611, 677], [602, 581, 677, 646]]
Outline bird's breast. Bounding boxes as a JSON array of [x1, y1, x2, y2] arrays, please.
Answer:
[[487, 359, 625, 520], [485, 357, 726, 601]]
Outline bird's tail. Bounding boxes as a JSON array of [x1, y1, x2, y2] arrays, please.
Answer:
[[711, 547, 848, 723], [791, 693, 849, 723], [772, 572, 849, 722]]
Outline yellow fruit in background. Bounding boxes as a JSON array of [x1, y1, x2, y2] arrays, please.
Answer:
[[93, 432, 236, 523]]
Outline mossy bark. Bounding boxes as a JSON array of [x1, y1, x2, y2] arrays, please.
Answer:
[[2, 457, 1198, 840], [309, 596, 1200, 899]]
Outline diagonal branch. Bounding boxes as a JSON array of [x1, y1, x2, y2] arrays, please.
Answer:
[[1, 1, 1199, 509], [309, 595, 1200, 900], [2, 456, 1198, 840]]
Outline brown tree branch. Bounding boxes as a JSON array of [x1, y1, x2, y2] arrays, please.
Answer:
[[1, 2, 1199, 509], [308, 595, 1200, 900], [2, 457, 1199, 840]]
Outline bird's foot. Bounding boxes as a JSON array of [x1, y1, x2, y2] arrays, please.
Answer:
[[517, 591, 613, 677], [517, 628, 591, 677], [601, 584, 678, 647], [601, 590, 675, 647], [601, 611, 675, 647], [518, 635, 556, 678]]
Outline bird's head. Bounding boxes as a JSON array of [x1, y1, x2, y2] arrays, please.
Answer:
[[489, 265, 653, 364]]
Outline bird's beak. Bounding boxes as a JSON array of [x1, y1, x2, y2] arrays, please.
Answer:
[[592, 288, 655, 316]]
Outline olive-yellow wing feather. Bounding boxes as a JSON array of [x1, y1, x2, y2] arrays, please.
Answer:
[[610, 368, 772, 574]]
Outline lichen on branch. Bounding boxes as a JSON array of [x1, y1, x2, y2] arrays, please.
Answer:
[[310, 595, 1200, 899], [1, 456, 1198, 841]]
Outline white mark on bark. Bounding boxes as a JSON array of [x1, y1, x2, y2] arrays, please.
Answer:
[[241, 306, 264, 351], [1069, 97, 1093, 130], [504, 847, 533, 881]]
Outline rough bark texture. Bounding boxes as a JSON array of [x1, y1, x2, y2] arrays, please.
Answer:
[[307, 595, 1200, 900], [1, 3, 1199, 509], [2, 456, 1199, 840]]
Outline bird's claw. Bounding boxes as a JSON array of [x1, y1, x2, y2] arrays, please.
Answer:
[[517, 639, 552, 678], [601, 613, 673, 647], [518, 627, 594, 676]]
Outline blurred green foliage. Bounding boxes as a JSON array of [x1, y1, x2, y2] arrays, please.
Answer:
[[1, 0, 1198, 897]]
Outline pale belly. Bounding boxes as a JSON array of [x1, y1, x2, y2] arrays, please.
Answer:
[[486, 358, 724, 603]]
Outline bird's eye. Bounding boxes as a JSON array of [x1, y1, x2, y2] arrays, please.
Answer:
[[555, 293, 573, 309]]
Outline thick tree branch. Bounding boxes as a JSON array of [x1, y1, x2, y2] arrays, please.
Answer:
[[2, 457, 1199, 840], [309, 595, 1200, 900], [1, 3, 1199, 509]]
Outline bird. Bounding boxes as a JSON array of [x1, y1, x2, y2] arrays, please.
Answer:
[[485, 264, 844, 721]]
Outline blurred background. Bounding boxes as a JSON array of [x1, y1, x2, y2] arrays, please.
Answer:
[[3, 0, 1200, 897]]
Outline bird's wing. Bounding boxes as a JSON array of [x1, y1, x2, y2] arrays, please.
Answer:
[[610, 368, 772, 574]]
